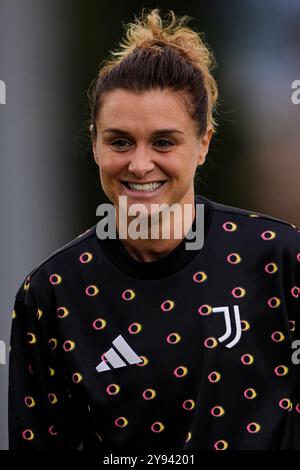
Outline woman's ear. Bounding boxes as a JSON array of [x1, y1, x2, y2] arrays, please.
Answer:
[[90, 124, 98, 165], [197, 125, 213, 166]]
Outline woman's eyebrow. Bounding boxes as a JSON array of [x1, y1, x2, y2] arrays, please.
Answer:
[[101, 128, 184, 136]]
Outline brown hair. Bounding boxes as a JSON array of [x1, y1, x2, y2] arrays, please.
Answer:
[[88, 8, 218, 140]]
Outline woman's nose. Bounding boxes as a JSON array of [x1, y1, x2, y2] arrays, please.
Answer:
[[128, 147, 155, 177]]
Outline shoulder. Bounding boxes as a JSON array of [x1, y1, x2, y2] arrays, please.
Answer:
[[198, 195, 300, 257], [15, 224, 98, 305]]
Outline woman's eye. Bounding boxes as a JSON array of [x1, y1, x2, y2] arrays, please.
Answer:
[[154, 140, 174, 149], [111, 140, 131, 150], [109, 139, 174, 150]]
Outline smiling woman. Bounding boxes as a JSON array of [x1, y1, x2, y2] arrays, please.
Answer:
[[91, 88, 210, 260], [8, 8, 300, 451], [87, 8, 216, 261]]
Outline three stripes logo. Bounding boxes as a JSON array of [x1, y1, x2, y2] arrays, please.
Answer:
[[96, 305, 242, 373], [212, 305, 242, 348], [96, 334, 143, 373]]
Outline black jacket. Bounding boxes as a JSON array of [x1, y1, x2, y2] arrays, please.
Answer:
[[8, 195, 300, 450]]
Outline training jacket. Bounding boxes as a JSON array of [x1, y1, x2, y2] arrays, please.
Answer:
[[8, 195, 300, 450]]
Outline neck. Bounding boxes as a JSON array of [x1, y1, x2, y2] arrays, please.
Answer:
[[115, 198, 196, 262]]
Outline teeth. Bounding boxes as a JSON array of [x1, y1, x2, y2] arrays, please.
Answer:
[[126, 181, 164, 191]]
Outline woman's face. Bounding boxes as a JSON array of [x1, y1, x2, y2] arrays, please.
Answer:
[[92, 88, 212, 213]]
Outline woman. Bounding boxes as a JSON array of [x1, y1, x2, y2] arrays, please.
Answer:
[[9, 9, 300, 450]]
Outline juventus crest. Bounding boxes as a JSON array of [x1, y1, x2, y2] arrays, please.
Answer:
[[212, 305, 242, 348]]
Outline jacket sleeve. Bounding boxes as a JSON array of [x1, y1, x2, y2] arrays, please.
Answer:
[[284, 226, 300, 320], [8, 278, 84, 450]]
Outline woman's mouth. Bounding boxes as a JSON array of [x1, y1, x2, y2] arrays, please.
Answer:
[[120, 180, 168, 196]]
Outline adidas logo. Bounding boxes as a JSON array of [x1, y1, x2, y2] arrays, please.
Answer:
[[96, 334, 143, 373]]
